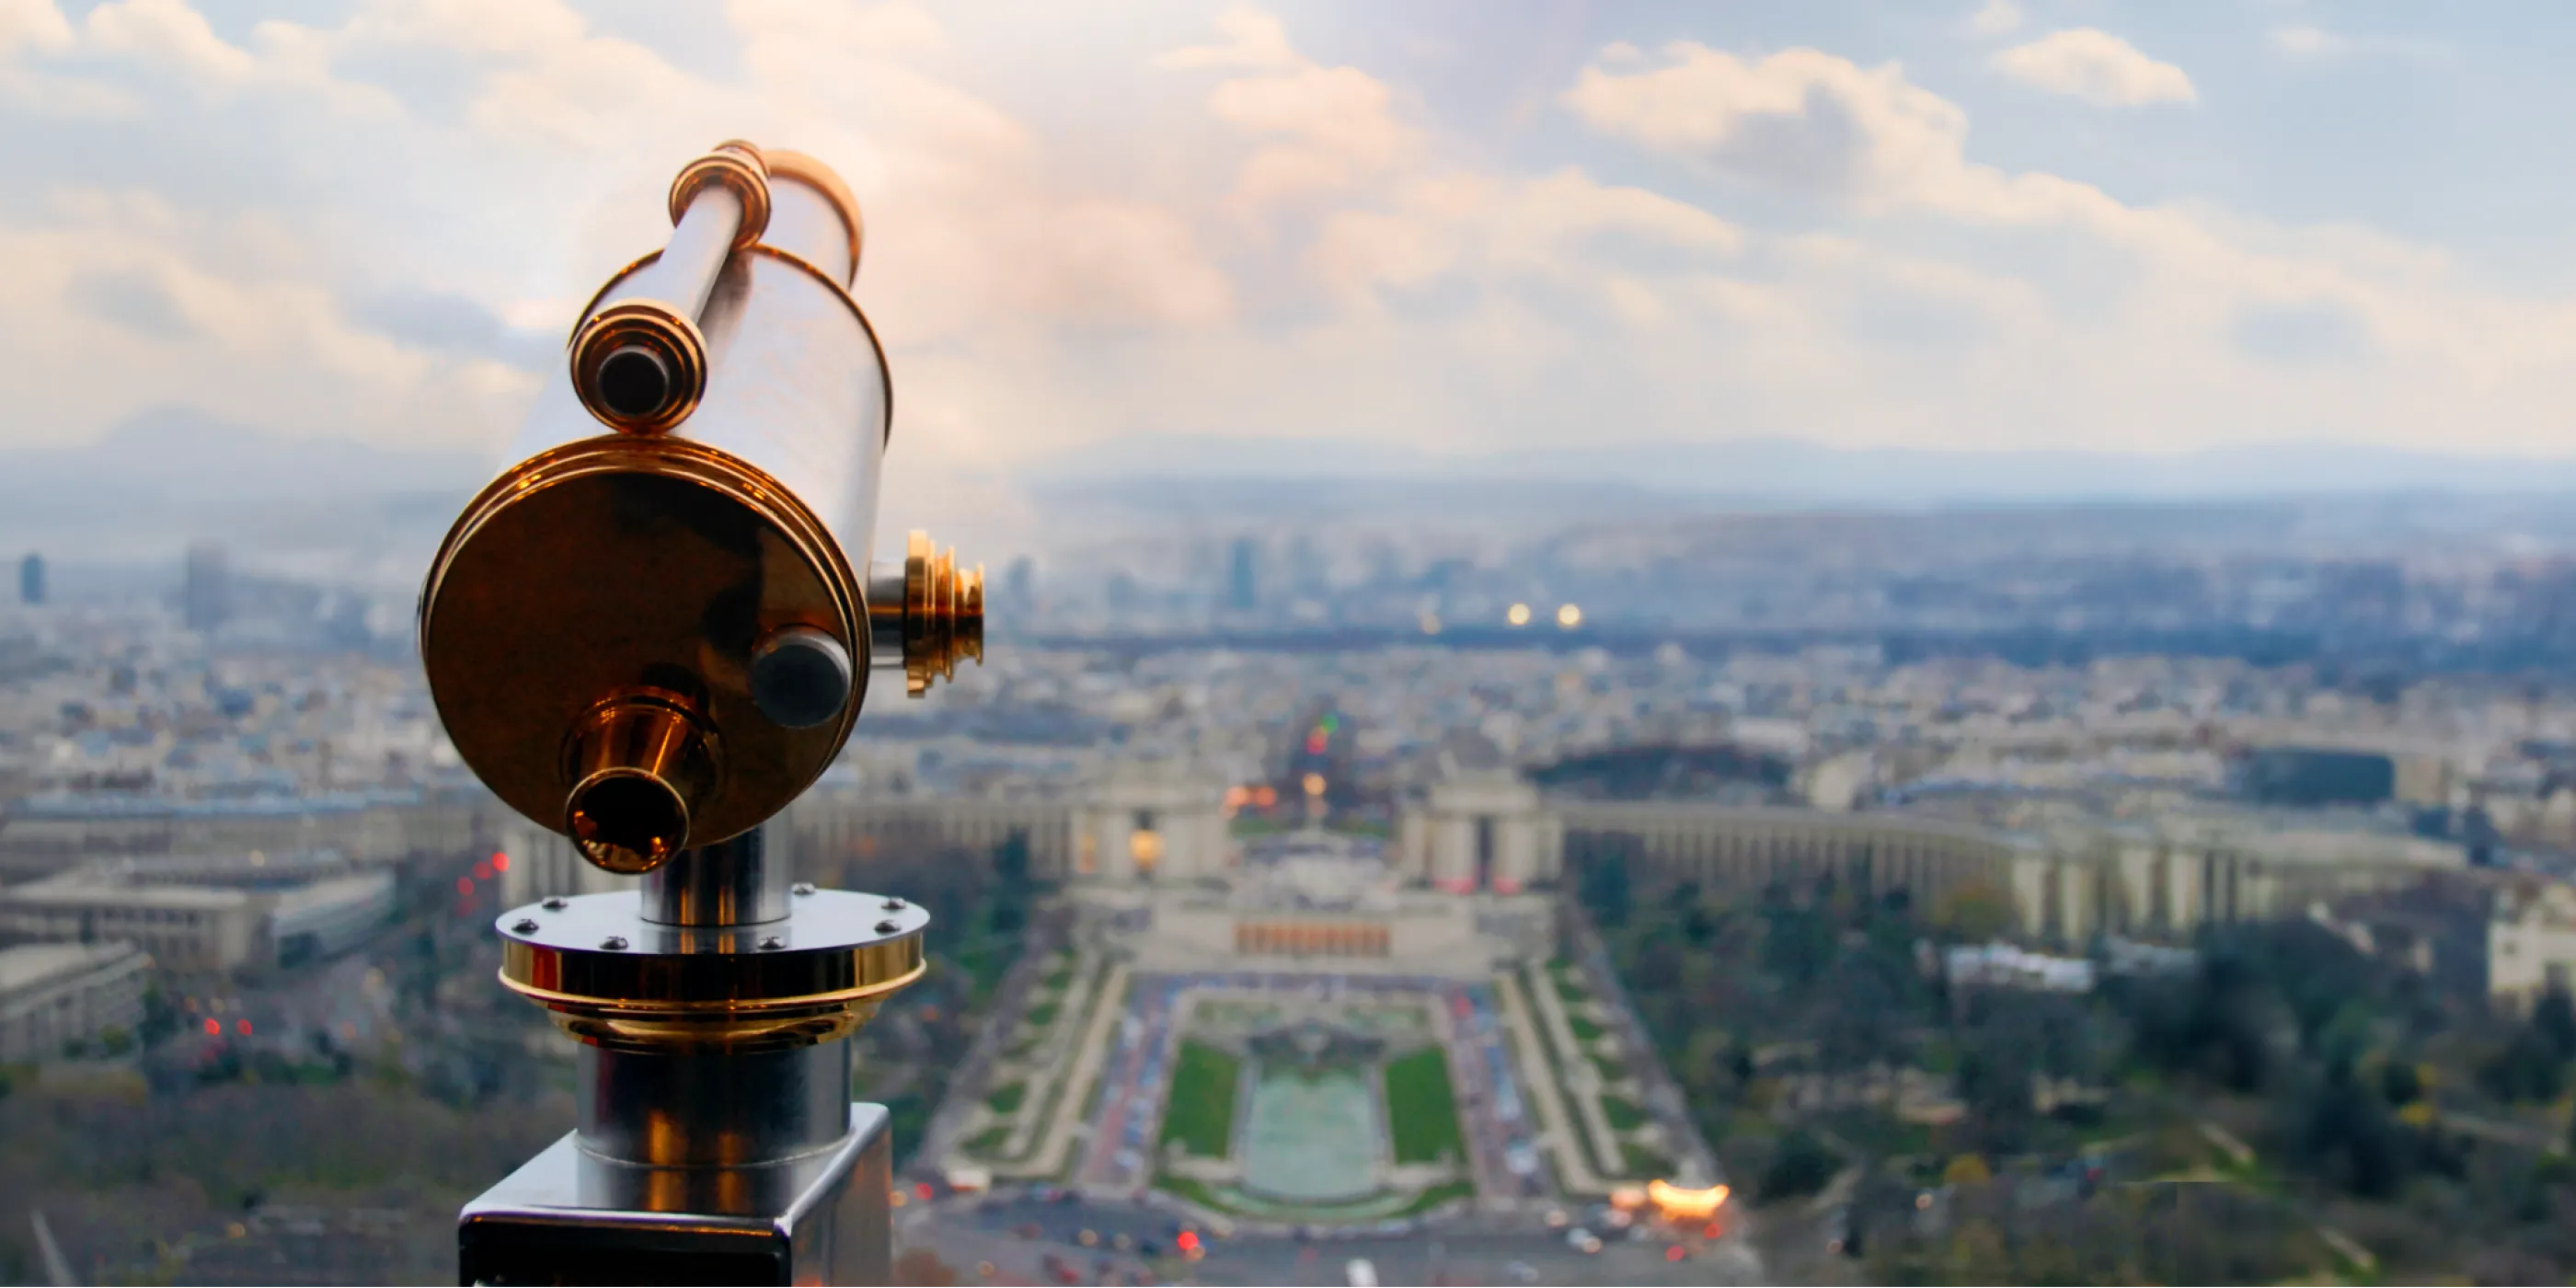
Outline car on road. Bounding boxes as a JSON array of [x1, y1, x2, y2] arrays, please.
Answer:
[[1567, 1228, 1604, 1255], [1503, 1260, 1538, 1282]]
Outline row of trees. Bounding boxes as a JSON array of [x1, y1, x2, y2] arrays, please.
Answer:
[[1581, 834, 2576, 1282], [833, 830, 1048, 1163]]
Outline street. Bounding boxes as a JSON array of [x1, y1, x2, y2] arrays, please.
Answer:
[[903, 1191, 1765, 1287]]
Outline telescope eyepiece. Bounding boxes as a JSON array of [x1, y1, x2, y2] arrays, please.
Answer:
[[561, 691, 718, 874], [568, 772, 689, 873], [597, 345, 674, 420]]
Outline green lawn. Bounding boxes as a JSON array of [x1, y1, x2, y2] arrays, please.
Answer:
[[953, 940, 1013, 1004], [1160, 1040, 1242, 1158], [963, 1125, 1009, 1156], [1591, 1054, 1630, 1084], [986, 1081, 1027, 1114], [1384, 1046, 1467, 1166], [1621, 1141, 1673, 1179], [1026, 1001, 1060, 1028], [1043, 966, 1075, 991], [1569, 1014, 1605, 1041], [1602, 1096, 1649, 1131]]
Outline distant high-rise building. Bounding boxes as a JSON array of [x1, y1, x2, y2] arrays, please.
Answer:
[[1285, 534, 1325, 595], [1005, 557, 1035, 611], [183, 544, 229, 633], [17, 552, 40, 605], [1227, 536, 1259, 613]]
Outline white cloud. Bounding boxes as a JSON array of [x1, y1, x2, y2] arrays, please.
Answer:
[[1156, 6, 1300, 73], [0, 186, 532, 449], [2269, 24, 2447, 63], [84, 0, 254, 82], [1968, 0, 2023, 38], [1989, 29, 2196, 107], [0, 0, 71, 55], [1159, 5, 1423, 214], [1563, 39, 2576, 454], [3, 0, 2576, 537]]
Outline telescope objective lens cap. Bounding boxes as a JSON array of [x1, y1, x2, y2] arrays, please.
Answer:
[[750, 627, 855, 730]]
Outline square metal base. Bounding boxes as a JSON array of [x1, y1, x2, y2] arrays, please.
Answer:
[[459, 1103, 891, 1286]]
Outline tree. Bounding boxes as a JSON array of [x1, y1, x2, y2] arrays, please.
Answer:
[[1934, 881, 2016, 943], [1681, 1029, 1737, 1102], [989, 831, 1034, 935], [2379, 1058, 2422, 1107], [2538, 989, 2576, 1062], [2483, 1026, 2568, 1104], [1760, 901, 1836, 989], [2297, 1066, 2415, 1199], [1576, 843, 1634, 927], [1760, 1128, 1839, 1202]]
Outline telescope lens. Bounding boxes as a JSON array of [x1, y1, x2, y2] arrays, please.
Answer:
[[598, 346, 673, 420], [569, 772, 689, 873]]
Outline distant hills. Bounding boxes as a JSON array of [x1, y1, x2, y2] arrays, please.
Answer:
[[1029, 433, 2576, 506], [12, 410, 2576, 584], [0, 408, 491, 582], [0, 408, 491, 504]]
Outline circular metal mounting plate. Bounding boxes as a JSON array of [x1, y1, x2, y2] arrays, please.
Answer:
[[493, 891, 926, 1052]]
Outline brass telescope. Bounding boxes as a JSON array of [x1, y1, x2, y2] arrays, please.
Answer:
[[431, 142, 982, 1286]]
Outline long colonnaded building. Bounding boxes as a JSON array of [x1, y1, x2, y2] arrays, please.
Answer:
[[0, 787, 498, 880], [763, 757, 2468, 948]]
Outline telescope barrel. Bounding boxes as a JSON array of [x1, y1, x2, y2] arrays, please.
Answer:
[[421, 142, 980, 875], [439, 142, 973, 1287]]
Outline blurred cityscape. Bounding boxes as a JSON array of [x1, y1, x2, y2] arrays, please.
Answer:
[[16, 483, 2576, 1282]]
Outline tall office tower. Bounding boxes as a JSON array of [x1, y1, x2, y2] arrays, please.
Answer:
[[17, 552, 40, 605], [1005, 556, 1035, 612], [1285, 532, 1325, 595], [182, 543, 229, 633], [1227, 535, 1259, 613]]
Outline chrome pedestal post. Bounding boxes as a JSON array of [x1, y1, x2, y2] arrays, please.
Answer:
[[457, 826, 916, 1286]]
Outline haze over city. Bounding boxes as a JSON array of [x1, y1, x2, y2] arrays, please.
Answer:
[[16, 2, 2576, 1286]]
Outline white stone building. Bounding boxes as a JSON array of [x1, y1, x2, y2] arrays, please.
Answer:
[[0, 941, 147, 1062], [0, 878, 263, 972], [1070, 757, 1230, 883], [0, 861, 396, 975], [1395, 734, 1558, 893], [2490, 880, 2576, 1015]]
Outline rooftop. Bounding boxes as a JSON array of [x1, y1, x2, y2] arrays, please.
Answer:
[[6, 874, 252, 910], [0, 941, 142, 994]]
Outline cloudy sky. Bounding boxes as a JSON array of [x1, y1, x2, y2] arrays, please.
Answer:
[[6, 0, 2576, 500]]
